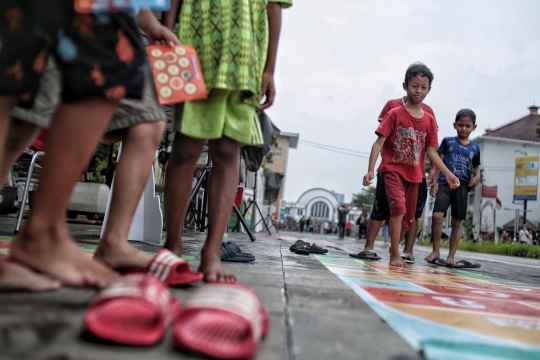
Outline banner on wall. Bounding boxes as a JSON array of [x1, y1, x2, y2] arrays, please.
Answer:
[[514, 156, 539, 201]]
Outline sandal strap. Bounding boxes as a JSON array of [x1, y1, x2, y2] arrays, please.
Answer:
[[148, 249, 188, 281], [184, 284, 264, 341], [95, 274, 172, 318]]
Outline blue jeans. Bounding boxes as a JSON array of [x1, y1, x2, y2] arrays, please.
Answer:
[[383, 224, 390, 243]]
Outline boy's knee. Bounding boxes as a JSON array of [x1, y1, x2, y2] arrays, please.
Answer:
[[451, 217, 462, 229], [147, 120, 166, 146], [210, 138, 240, 165], [169, 145, 200, 166], [388, 198, 406, 217], [169, 136, 204, 166], [5, 122, 39, 155], [432, 212, 444, 223]]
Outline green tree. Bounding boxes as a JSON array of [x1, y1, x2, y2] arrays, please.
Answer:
[[352, 186, 376, 207], [286, 215, 296, 227]]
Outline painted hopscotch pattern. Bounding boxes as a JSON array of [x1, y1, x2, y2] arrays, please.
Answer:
[[314, 254, 540, 360]]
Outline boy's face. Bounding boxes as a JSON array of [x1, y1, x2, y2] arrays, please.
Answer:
[[453, 116, 477, 139], [402, 75, 430, 105]]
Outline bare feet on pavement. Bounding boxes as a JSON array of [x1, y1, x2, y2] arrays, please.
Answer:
[[94, 239, 153, 270], [424, 251, 440, 262], [199, 251, 236, 283], [389, 254, 408, 267], [10, 225, 118, 288], [0, 261, 61, 292]]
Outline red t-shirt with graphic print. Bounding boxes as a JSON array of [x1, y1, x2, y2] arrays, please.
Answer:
[[378, 97, 437, 125], [376, 106, 438, 183], [378, 98, 437, 179]]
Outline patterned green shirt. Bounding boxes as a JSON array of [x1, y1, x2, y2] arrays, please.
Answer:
[[178, 0, 292, 107]]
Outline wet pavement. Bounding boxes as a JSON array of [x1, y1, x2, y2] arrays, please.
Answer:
[[0, 215, 539, 360]]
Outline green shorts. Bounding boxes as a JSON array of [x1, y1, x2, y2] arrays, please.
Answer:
[[175, 89, 263, 145]]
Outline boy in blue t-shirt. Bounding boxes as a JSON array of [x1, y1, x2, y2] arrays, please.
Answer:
[[426, 109, 481, 267]]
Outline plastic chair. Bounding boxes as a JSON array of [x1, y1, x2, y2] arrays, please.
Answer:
[[14, 129, 47, 234]]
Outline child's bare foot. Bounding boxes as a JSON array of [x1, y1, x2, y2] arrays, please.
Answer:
[[424, 251, 440, 262], [389, 254, 408, 267], [445, 257, 455, 266], [199, 251, 236, 283], [163, 239, 184, 258], [94, 238, 153, 270], [10, 225, 118, 288], [0, 260, 61, 292]]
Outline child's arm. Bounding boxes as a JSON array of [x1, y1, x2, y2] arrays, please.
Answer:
[[139, 10, 180, 45], [429, 153, 444, 197], [469, 166, 480, 188], [427, 161, 437, 187], [162, 0, 182, 31], [426, 147, 460, 189], [363, 136, 386, 186], [258, 2, 282, 111]]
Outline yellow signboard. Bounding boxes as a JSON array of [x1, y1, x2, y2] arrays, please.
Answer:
[[514, 156, 539, 201]]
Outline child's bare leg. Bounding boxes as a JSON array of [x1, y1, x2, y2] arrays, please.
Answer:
[[425, 212, 444, 262], [200, 136, 239, 283], [0, 97, 60, 291], [95, 121, 165, 269], [446, 216, 462, 266], [10, 99, 119, 288], [0, 96, 18, 164], [389, 215, 408, 267], [0, 119, 39, 179], [0, 260, 60, 291], [363, 219, 382, 250], [163, 133, 204, 256], [403, 218, 418, 255]]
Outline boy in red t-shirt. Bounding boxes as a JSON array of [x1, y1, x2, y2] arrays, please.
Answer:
[[363, 63, 459, 267]]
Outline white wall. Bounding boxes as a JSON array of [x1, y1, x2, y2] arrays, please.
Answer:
[[473, 137, 540, 235]]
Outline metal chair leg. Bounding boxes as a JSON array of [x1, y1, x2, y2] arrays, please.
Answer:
[[14, 151, 44, 234]]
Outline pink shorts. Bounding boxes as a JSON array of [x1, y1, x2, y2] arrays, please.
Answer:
[[383, 172, 419, 229]]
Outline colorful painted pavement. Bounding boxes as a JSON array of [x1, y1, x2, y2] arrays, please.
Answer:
[[0, 235, 196, 261], [315, 254, 540, 360]]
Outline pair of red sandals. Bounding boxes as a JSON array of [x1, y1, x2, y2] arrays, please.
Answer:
[[85, 249, 269, 359]]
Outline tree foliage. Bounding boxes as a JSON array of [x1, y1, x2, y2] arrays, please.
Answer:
[[286, 215, 296, 226], [352, 186, 376, 208]]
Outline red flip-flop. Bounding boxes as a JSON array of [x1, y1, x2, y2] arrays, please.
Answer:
[[127, 249, 203, 285], [84, 274, 179, 346], [173, 283, 269, 359]]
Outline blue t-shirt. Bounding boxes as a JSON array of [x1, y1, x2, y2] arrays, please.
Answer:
[[438, 137, 481, 184]]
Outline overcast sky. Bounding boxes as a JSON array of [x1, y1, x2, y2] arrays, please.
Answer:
[[266, 0, 540, 203]]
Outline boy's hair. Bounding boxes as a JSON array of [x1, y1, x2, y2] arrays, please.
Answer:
[[455, 108, 476, 124], [404, 62, 434, 86]]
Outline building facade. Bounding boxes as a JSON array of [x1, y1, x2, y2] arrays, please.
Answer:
[[264, 132, 299, 218], [284, 188, 361, 223]]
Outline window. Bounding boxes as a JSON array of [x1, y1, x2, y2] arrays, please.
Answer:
[[297, 209, 303, 215], [311, 201, 329, 219]]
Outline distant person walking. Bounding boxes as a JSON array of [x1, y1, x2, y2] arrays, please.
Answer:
[[337, 205, 352, 239], [357, 209, 369, 239], [299, 216, 305, 233], [345, 220, 352, 237]]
